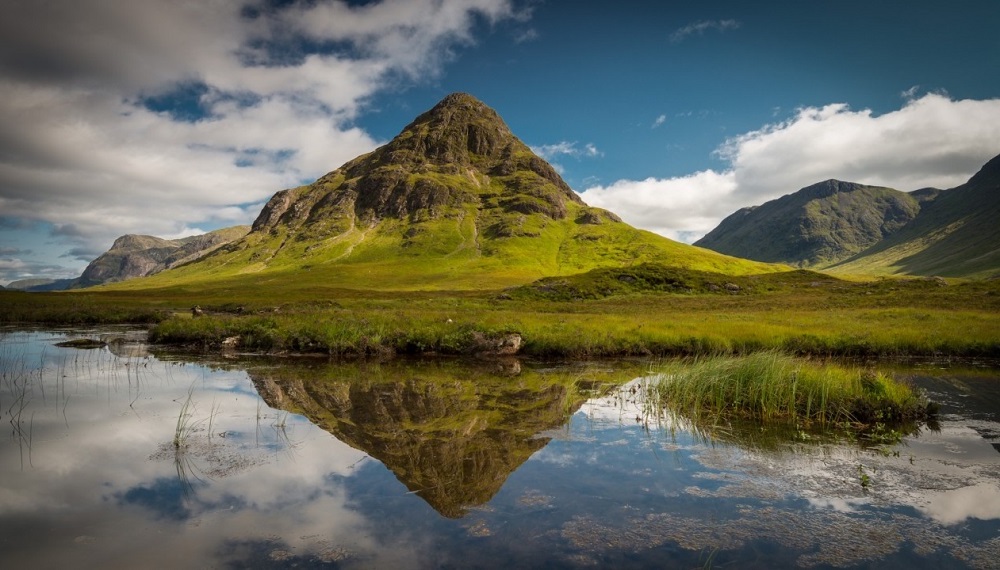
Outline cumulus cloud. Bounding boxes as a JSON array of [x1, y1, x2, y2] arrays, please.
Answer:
[[584, 170, 737, 242], [0, 0, 519, 279], [669, 19, 741, 44], [582, 94, 1000, 242], [652, 114, 667, 129]]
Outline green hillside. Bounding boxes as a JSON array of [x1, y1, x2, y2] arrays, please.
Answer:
[[106, 93, 778, 294], [830, 154, 1000, 278], [695, 180, 923, 267]]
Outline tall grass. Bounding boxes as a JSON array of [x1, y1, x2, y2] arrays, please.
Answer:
[[651, 351, 929, 426], [173, 384, 197, 449]]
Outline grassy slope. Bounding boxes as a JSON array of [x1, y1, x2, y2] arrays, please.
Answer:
[[100, 198, 777, 295], [829, 155, 1000, 278]]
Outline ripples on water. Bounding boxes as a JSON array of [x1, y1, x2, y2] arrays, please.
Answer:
[[1, 329, 998, 568]]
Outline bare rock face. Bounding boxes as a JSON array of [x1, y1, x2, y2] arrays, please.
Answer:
[[76, 226, 250, 287]]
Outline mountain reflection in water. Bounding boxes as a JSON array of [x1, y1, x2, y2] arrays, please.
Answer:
[[248, 358, 622, 517]]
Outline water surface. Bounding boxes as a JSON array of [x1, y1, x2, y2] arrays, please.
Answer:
[[1, 329, 998, 568]]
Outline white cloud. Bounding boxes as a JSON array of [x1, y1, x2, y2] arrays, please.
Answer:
[[0, 0, 519, 279], [669, 19, 741, 44], [652, 114, 667, 129], [530, 141, 602, 177], [582, 94, 1000, 242], [583, 170, 737, 242], [531, 141, 603, 160]]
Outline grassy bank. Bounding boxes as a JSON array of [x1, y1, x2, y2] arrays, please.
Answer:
[[141, 303, 1000, 358], [2, 270, 999, 359], [651, 351, 931, 426]]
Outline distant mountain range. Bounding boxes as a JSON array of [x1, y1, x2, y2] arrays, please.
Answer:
[[13, 94, 997, 292], [696, 153, 1000, 279]]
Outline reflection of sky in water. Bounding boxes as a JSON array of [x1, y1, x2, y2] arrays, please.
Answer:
[[0, 331, 387, 567], [2, 331, 999, 568]]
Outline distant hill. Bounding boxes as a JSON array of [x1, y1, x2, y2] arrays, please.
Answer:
[[111, 93, 778, 292], [696, 152, 1000, 278], [75, 226, 250, 287], [5, 278, 77, 292], [830, 153, 1000, 278], [695, 180, 925, 267], [8, 226, 250, 292]]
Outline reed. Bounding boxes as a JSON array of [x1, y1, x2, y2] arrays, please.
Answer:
[[173, 384, 197, 449], [651, 351, 930, 426]]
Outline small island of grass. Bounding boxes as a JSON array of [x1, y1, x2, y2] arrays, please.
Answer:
[[652, 351, 933, 427]]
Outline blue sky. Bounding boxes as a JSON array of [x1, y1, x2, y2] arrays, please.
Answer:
[[1, 0, 999, 284]]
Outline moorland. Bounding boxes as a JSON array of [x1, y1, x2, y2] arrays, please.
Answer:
[[2, 93, 998, 362]]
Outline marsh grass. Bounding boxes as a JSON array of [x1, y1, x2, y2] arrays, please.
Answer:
[[173, 384, 199, 449], [1, 340, 37, 468], [4, 269, 1000, 359], [652, 351, 930, 426]]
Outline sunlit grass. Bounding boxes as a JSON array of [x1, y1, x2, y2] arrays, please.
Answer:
[[651, 351, 930, 425], [2, 267, 999, 358]]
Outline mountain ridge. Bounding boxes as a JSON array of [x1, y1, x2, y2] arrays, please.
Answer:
[[695, 152, 1000, 278], [695, 180, 922, 267], [830, 153, 1000, 278]]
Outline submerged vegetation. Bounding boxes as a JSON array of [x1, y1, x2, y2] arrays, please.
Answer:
[[651, 351, 932, 426]]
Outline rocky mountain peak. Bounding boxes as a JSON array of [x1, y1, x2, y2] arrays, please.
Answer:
[[252, 93, 583, 235]]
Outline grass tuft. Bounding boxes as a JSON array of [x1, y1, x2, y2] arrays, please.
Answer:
[[651, 351, 931, 426]]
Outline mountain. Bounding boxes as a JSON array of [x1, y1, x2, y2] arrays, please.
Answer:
[[5, 278, 77, 292], [116, 93, 776, 292], [695, 180, 924, 267], [831, 153, 1000, 278], [75, 226, 250, 287]]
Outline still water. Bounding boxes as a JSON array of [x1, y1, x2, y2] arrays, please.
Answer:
[[1, 329, 998, 568]]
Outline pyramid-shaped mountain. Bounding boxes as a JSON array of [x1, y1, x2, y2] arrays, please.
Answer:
[[695, 180, 924, 267], [129, 93, 774, 291]]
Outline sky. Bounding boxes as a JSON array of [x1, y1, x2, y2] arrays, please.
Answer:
[[1, 0, 999, 285]]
